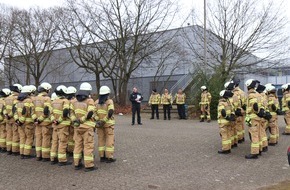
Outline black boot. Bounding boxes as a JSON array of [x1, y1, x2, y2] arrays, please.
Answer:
[[36, 157, 42, 161], [74, 163, 84, 170], [106, 158, 117, 163], [23, 155, 33, 159], [0, 148, 7, 153], [245, 154, 258, 159], [200, 118, 204, 122], [100, 157, 107, 162], [12, 152, 20, 156], [268, 143, 276, 146], [50, 159, 58, 165], [232, 144, 238, 148], [262, 146, 268, 152], [84, 167, 97, 172], [218, 149, 231, 154], [282, 132, 290, 135], [20, 154, 25, 159], [7, 150, 12, 155], [42, 158, 50, 162], [58, 161, 72, 166]]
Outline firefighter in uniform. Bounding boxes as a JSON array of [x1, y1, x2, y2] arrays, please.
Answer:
[[224, 81, 238, 148], [14, 85, 35, 159], [217, 90, 235, 154], [148, 89, 160, 119], [245, 79, 264, 159], [66, 86, 77, 156], [70, 82, 96, 171], [4, 84, 22, 155], [266, 85, 279, 145], [0, 88, 11, 152], [232, 78, 247, 143], [281, 83, 290, 135], [31, 82, 52, 161], [200, 86, 211, 122], [175, 88, 186, 120], [95, 85, 116, 163], [161, 88, 172, 120], [50, 85, 71, 166], [256, 84, 271, 152]]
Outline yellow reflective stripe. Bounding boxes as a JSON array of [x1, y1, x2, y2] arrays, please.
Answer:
[[63, 104, 70, 109], [75, 109, 86, 115], [42, 147, 50, 152], [6, 105, 12, 109], [0, 138, 6, 143], [53, 109, 62, 114], [35, 107, 43, 112], [262, 137, 268, 141], [88, 105, 95, 111], [74, 153, 82, 159], [36, 147, 42, 151], [106, 120, 115, 125], [84, 155, 94, 161], [24, 145, 32, 149], [26, 118, 33, 122], [84, 121, 96, 128], [98, 146, 105, 151], [286, 125, 290, 129], [222, 140, 230, 145], [106, 147, 114, 152], [20, 144, 25, 148], [108, 104, 114, 110], [218, 119, 229, 124], [43, 102, 50, 106], [24, 103, 30, 107], [12, 143, 19, 147], [60, 120, 71, 126], [58, 153, 66, 158], [68, 141, 75, 146], [6, 141, 12, 145], [97, 109, 107, 114], [50, 152, 57, 157], [251, 143, 260, 148]]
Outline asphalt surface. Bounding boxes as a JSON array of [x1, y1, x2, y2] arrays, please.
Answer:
[[0, 114, 290, 190]]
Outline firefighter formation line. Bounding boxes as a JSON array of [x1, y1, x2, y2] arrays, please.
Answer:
[[0, 82, 115, 172]]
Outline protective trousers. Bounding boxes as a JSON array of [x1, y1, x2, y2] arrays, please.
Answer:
[[73, 126, 94, 168], [200, 104, 210, 121], [50, 126, 69, 163], [41, 126, 52, 159], [151, 104, 159, 119], [163, 105, 171, 120], [97, 126, 115, 159], [0, 124, 7, 149], [219, 124, 231, 151], [67, 125, 74, 153], [35, 125, 42, 158], [268, 116, 278, 144], [260, 118, 268, 149], [236, 116, 245, 140], [12, 124, 20, 153], [230, 122, 238, 146], [249, 118, 260, 155], [5, 122, 13, 152], [19, 124, 34, 156], [284, 112, 290, 134]]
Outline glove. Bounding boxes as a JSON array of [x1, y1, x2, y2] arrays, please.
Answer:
[[257, 108, 265, 118], [43, 106, 50, 117], [245, 117, 251, 127], [86, 111, 94, 120], [271, 104, 276, 111], [235, 108, 243, 117], [5, 114, 11, 120], [63, 108, 69, 118], [225, 114, 235, 121], [21, 107, 27, 115], [242, 104, 247, 111], [205, 105, 208, 110], [253, 103, 259, 112], [108, 109, 114, 119], [73, 119, 80, 127], [264, 111, 272, 121], [276, 109, 283, 115], [16, 119, 23, 126], [95, 120, 106, 128], [221, 109, 226, 117], [12, 104, 16, 114], [34, 119, 41, 124]]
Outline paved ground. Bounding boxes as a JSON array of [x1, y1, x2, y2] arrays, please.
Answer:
[[0, 114, 290, 190]]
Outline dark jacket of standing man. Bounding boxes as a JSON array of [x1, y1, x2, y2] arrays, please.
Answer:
[[130, 87, 143, 125]]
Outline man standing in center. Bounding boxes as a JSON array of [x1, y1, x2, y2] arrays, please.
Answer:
[[148, 89, 160, 120], [200, 86, 212, 122], [175, 88, 186, 120], [129, 87, 143, 125], [161, 88, 172, 120]]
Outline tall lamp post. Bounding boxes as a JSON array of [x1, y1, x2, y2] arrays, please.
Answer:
[[204, 0, 207, 67]]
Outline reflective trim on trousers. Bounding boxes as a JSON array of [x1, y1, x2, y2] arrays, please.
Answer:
[[270, 134, 276, 139], [24, 145, 32, 150], [68, 141, 75, 146], [36, 147, 42, 151], [74, 153, 82, 159], [0, 138, 6, 143], [42, 147, 50, 152], [12, 143, 19, 147], [262, 137, 268, 142], [84, 155, 94, 161], [106, 147, 114, 152], [251, 143, 260, 148], [50, 152, 57, 157], [20, 144, 25, 149], [222, 140, 230, 145], [6, 141, 12, 146], [58, 153, 66, 159], [98, 146, 105, 151]]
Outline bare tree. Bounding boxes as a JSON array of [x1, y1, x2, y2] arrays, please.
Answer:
[[65, 0, 179, 105], [183, 0, 289, 84], [8, 7, 63, 86]]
